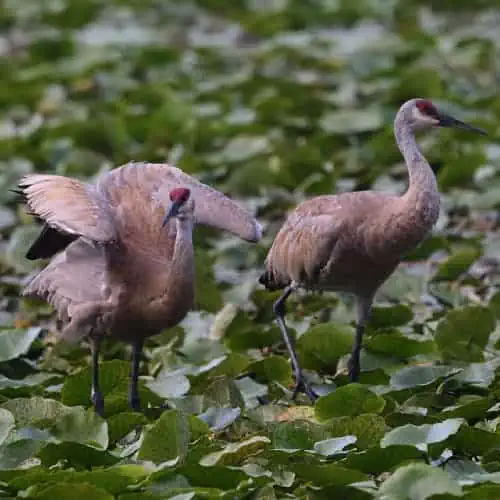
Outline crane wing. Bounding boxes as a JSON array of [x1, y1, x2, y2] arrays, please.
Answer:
[[126, 163, 262, 242], [265, 214, 341, 286], [19, 174, 117, 244]]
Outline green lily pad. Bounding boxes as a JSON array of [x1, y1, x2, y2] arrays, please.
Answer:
[[315, 384, 386, 421]]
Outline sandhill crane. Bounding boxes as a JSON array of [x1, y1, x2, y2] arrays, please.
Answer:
[[259, 98, 486, 401], [18, 162, 262, 415]]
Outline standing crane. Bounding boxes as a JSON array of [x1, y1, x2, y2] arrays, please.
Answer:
[[259, 98, 486, 401], [18, 162, 262, 415]]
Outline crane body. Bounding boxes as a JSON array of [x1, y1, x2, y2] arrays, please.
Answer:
[[19, 162, 262, 415], [260, 99, 486, 400]]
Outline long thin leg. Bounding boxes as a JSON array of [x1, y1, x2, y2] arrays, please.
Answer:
[[90, 336, 104, 417], [129, 339, 143, 412], [273, 285, 317, 402], [348, 296, 373, 382]]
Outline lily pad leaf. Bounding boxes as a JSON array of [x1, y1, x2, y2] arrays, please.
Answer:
[[30, 482, 114, 500], [381, 418, 464, 452], [313, 435, 357, 457], [378, 463, 462, 499], [293, 462, 368, 487], [198, 407, 241, 431], [390, 365, 460, 390], [369, 304, 413, 328], [435, 306, 495, 362], [199, 436, 270, 467], [0, 409, 15, 446], [297, 323, 354, 372], [272, 420, 330, 452], [326, 414, 386, 449], [320, 107, 384, 135], [366, 332, 436, 359], [49, 406, 108, 449], [0, 327, 42, 362], [146, 371, 190, 399], [433, 247, 480, 282], [315, 384, 385, 421], [137, 409, 190, 465]]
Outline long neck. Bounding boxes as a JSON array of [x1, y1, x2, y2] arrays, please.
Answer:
[[172, 217, 195, 276], [395, 114, 440, 231]]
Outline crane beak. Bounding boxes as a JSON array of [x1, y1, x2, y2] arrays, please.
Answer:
[[438, 114, 487, 135], [162, 201, 182, 227]]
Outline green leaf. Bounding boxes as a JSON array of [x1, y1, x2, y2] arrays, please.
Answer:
[[0, 437, 46, 469], [448, 426, 500, 457], [175, 463, 247, 490], [1, 397, 73, 427], [199, 436, 270, 466], [49, 407, 108, 449], [108, 412, 148, 444], [248, 356, 292, 385], [0, 327, 41, 362], [293, 462, 368, 486], [9, 467, 143, 495], [194, 249, 222, 313], [37, 442, 119, 468], [435, 306, 496, 362], [433, 247, 480, 281], [204, 377, 244, 409], [198, 407, 240, 431], [30, 482, 114, 500], [344, 445, 424, 475], [366, 332, 436, 359], [326, 414, 386, 449], [225, 321, 283, 351], [146, 371, 190, 399], [464, 484, 500, 499], [320, 107, 384, 135], [313, 435, 357, 456], [0, 373, 59, 398], [271, 420, 330, 452], [381, 418, 464, 451], [390, 365, 460, 390], [297, 323, 354, 372], [378, 463, 462, 499], [0, 409, 14, 446], [370, 304, 414, 328], [439, 398, 490, 421], [61, 360, 130, 410], [315, 384, 386, 421], [137, 409, 190, 464]]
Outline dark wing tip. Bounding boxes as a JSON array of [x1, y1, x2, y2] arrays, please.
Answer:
[[26, 225, 77, 260], [259, 270, 285, 291]]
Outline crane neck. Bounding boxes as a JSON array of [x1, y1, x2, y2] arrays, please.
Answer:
[[173, 217, 194, 261], [394, 113, 440, 230]]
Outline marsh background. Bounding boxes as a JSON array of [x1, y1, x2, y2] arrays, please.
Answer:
[[1, 0, 500, 498]]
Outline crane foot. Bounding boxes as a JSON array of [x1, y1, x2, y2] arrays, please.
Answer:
[[292, 373, 318, 403]]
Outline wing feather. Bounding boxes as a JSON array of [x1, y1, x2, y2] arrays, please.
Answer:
[[121, 163, 262, 242], [19, 174, 117, 243]]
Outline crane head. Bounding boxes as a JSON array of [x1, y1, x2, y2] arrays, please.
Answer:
[[413, 99, 486, 135], [162, 187, 192, 227]]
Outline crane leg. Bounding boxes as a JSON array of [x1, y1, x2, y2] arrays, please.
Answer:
[[129, 339, 143, 412], [273, 285, 317, 402], [348, 322, 364, 382], [348, 296, 372, 382], [90, 336, 104, 417]]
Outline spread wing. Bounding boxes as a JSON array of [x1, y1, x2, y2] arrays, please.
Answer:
[[119, 162, 262, 242], [19, 174, 117, 244]]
